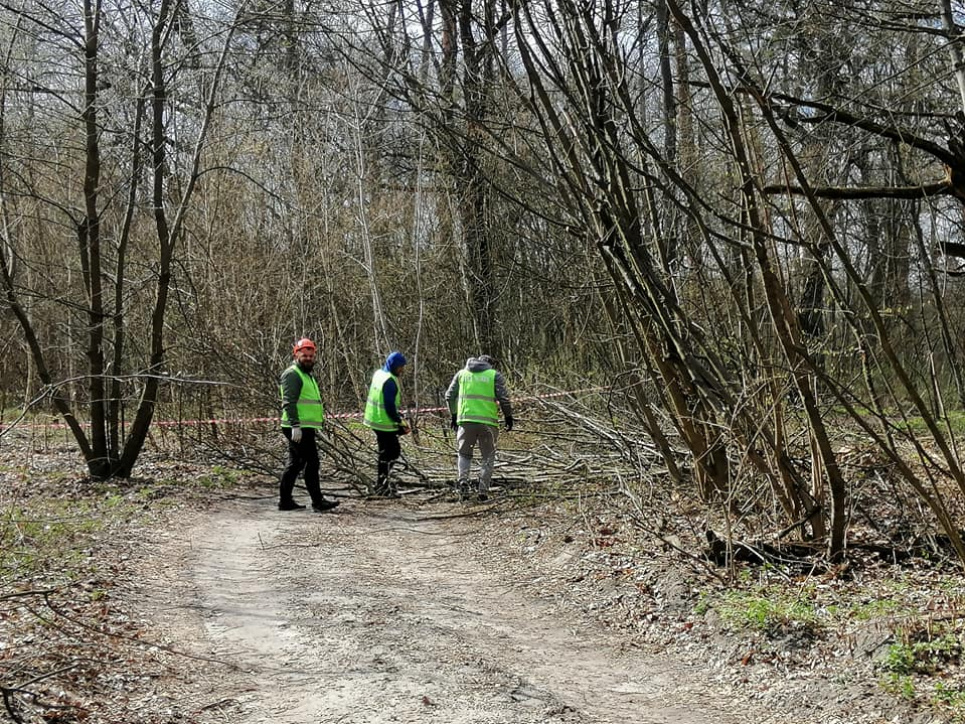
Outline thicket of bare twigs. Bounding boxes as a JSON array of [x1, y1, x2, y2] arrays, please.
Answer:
[[6, 0, 965, 720], [6, 0, 965, 570]]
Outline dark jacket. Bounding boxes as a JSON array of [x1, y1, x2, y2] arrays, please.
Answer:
[[380, 361, 403, 424]]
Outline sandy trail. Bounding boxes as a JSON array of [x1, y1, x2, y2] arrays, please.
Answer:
[[175, 497, 779, 724]]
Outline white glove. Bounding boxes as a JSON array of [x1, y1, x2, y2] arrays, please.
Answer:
[[290, 426, 302, 443]]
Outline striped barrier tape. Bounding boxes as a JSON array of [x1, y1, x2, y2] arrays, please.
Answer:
[[0, 387, 606, 431]]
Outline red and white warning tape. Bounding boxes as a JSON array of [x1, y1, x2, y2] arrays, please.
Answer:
[[0, 387, 605, 431]]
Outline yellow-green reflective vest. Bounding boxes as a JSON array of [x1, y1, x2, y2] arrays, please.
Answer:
[[280, 366, 324, 429], [363, 369, 401, 431], [456, 368, 498, 427]]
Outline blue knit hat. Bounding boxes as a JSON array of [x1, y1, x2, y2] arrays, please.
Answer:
[[384, 351, 407, 373]]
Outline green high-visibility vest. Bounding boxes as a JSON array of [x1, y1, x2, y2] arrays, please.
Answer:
[[363, 369, 401, 431], [280, 366, 324, 429], [456, 368, 498, 427]]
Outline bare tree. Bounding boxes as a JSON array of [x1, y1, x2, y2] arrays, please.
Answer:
[[0, 0, 243, 478]]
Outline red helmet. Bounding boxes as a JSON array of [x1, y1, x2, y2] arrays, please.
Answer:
[[293, 337, 316, 355]]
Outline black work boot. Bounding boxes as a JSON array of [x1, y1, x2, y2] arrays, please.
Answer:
[[312, 498, 340, 512], [278, 500, 306, 511], [370, 477, 387, 497]]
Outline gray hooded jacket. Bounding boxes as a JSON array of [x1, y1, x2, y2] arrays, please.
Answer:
[[445, 357, 513, 420]]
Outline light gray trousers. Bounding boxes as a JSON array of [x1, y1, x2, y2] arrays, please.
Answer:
[[456, 422, 499, 493]]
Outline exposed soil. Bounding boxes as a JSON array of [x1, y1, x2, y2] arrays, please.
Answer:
[[1, 437, 943, 724], [122, 491, 918, 724]]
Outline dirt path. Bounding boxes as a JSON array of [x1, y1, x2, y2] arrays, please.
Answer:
[[158, 496, 803, 724]]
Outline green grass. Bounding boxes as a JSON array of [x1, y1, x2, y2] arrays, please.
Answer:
[[197, 465, 243, 489], [823, 405, 965, 435], [0, 494, 139, 584], [827, 596, 908, 621], [880, 631, 961, 676], [881, 673, 917, 699], [696, 571, 965, 723], [713, 586, 820, 636], [898, 409, 965, 434], [0, 461, 240, 586], [932, 682, 965, 721]]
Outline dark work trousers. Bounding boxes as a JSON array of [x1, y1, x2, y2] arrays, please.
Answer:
[[374, 430, 401, 491], [279, 427, 323, 506]]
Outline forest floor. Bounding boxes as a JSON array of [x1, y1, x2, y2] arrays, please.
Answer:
[[1, 434, 959, 724]]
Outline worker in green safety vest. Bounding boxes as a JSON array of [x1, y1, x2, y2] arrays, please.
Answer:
[[444, 355, 514, 501], [277, 337, 340, 513], [363, 351, 410, 497]]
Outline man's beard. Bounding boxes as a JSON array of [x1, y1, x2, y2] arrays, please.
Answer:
[[300, 360, 315, 372]]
